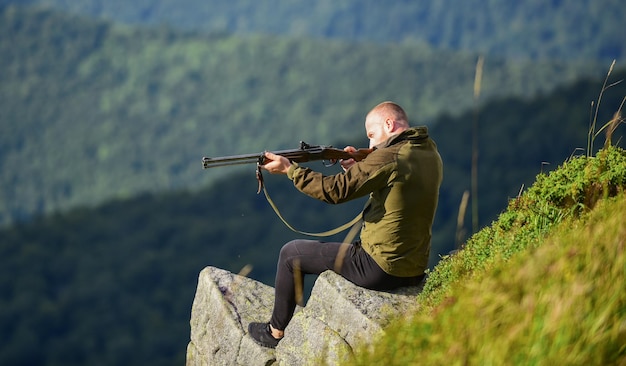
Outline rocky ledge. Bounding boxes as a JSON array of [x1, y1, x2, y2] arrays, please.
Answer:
[[186, 266, 425, 366]]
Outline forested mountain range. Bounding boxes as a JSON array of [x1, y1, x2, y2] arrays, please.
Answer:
[[0, 4, 612, 226], [3, 0, 624, 62], [1, 66, 624, 366]]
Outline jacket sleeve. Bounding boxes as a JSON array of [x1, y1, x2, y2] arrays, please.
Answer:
[[287, 148, 397, 204]]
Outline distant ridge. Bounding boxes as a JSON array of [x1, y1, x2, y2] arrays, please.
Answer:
[[0, 5, 611, 226], [3, 0, 623, 62]]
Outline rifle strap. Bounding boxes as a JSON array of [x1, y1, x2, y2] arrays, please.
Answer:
[[256, 165, 363, 237]]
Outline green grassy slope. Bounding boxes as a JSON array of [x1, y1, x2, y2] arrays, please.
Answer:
[[349, 146, 626, 365]]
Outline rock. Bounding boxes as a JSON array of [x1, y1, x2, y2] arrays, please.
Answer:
[[186, 266, 276, 366], [187, 266, 425, 366]]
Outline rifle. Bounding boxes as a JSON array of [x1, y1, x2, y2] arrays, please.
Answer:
[[201, 141, 374, 237], [201, 141, 373, 169]]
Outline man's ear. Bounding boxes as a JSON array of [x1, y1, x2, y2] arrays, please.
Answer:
[[384, 118, 395, 132]]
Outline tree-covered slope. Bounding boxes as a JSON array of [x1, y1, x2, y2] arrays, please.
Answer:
[[0, 5, 607, 226], [4, 0, 624, 62]]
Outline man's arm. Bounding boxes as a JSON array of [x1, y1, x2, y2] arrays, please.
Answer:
[[286, 148, 395, 205]]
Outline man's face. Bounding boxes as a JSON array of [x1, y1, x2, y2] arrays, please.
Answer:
[[365, 114, 389, 148]]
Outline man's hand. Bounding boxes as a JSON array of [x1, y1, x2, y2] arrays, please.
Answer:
[[261, 151, 292, 175], [340, 146, 357, 171]]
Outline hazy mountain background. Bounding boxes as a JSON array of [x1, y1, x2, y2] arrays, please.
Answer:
[[0, 3, 620, 227], [0, 1, 624, 365], [3, 0, 624, 61]]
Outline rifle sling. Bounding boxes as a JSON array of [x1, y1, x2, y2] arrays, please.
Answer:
[[256, 165, 363, 237]]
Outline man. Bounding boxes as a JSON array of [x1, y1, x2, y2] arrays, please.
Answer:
[[248, 101, 443, 348]]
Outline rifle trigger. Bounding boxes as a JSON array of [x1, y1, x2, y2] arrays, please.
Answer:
[[256, 163, 265, 194]]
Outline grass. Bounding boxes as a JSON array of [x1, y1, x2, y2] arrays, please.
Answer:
[[344, 145, 626, 365]]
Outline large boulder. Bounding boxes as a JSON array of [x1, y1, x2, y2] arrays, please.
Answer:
[[186, 266, 276, 366], [187, 266, 424, 365]]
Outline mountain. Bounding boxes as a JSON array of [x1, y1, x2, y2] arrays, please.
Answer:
[[3, 0, 624, 62], [0, 4, 609, 226]]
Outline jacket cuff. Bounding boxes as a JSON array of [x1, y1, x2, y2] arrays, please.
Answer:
[[287, 162, 300, 180]]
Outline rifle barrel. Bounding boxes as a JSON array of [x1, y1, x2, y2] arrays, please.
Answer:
[[201, 144, 372, 169], [202, 146, 323, 169], [202, 152, 264, 168]]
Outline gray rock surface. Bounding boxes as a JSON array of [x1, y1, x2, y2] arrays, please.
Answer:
[[186, 266, 424, 366]]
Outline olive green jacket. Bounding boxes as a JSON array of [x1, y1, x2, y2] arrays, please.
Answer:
[[287, 126, 443, 277]]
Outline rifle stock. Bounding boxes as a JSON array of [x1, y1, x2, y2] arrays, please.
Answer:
[[202, 141, 373, 169]]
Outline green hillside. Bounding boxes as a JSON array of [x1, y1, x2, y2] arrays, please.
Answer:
[[6, 0, 624, 62], [0, 5, 610, 226], [348, 146, 626, 365]]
